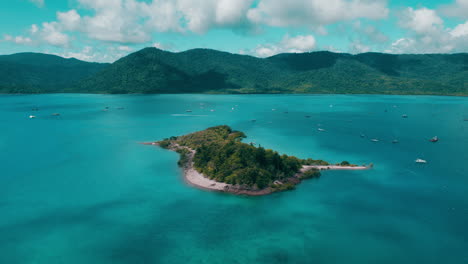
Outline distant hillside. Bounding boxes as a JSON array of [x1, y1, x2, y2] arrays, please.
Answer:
[[1, 49, 467, 95], [77, 48, 467, 95], [0, 53, 109, 93]]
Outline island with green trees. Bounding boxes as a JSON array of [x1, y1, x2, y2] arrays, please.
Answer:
[[144, 125, 369, 195]]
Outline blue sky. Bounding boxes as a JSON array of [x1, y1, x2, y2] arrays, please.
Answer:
[[1, 0, 468, 62]]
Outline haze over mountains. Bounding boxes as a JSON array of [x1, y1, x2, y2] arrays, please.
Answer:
[[1, 48, 467, 96]]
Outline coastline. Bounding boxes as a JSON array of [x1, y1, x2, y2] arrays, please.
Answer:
[[143, 142, 370, 196]]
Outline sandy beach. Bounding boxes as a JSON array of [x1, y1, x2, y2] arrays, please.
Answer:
[[301, 165, 369, 171]]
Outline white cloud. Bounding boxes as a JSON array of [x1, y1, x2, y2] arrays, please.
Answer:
[[57, 10, 81, 31], [143, 0, 253, 34], [39, 22, 70, 47], [152, 42, 175, 51], [7, 22, 71, 47], [440, 0, 468, 19], [78, 0, 150, 43], [247, 0, 388, 28], [399, 7, 443, 35], [451, 21, 468, 37], [29, 0, 44, 8], [387, 7, 468, 53], [51, 45, 131, 62], [3, 35, 33, 44], [243, 34, 316, 57], [118, 45, 132, 51], [30, 24, 39, 34]]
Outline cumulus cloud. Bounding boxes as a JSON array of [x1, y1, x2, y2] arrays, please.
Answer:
[[399, 7, 443, 35], [3, 35, 33, 45], [247, 0, 388, 28], [451, 21, 468, 37], [51, 45, 133, 62], [5, 22, 70, 47], [142, 0, 254, 34], [39, 22, 70, 47], [57, 10, 81, 31], [440, 0, 468, 19], [242, 34, 316, 57], [18, 0, 390, 47], [387, 7, 468, 53]]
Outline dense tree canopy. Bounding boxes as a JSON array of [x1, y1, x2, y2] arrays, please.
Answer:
[[1, 49, 467, 95], [159, 125, 325, 189]]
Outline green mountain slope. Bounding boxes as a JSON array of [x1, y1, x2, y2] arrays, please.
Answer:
[[1, 49, 467, 95], [0, 53, 109, 93], [77, 48, 467, 95]]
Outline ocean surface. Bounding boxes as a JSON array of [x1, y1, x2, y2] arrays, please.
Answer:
[[0, 94, 467, 264]]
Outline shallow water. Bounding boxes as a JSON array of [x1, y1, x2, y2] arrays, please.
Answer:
[[1, 94, 467, 264]]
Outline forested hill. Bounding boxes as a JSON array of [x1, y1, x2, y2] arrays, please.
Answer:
[[2, 48, 467, 95], [66, 48, 468, 96], [0, 53, 109, 93]]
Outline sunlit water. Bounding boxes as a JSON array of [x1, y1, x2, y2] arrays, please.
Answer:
[[1, 94, 467, 264]]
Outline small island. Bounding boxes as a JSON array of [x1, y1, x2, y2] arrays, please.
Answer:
[[144, 125, 369, 195]]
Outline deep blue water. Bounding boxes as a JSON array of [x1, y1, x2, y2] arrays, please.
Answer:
[[0, 94, 467, 264]]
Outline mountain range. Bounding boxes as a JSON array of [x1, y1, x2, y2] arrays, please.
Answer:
[[1, 48, 467, 96]]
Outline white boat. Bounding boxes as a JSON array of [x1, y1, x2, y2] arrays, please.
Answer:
[[392, 139, 399, 143], [415, 158, 427, 164], [370, 139, 379, 142], [29, 115, 36, 119], [402, 114, 408, 118], [317, 128, 326, 132]]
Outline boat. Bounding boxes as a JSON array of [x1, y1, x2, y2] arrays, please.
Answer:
[[117, 107, 125, 110], [31, 107, 39, 111], [415, 158, 427, 164], [52, 113, 60, 116], [185, 110, 192, 112], [210, 109, 215, 112], [251, 119, 256, 122], [429, 136, 439, 142], [392, 139, 399, 143], [360, 133, 366, 138], [317, 128, 326, 132], [29, 115, 36, 119], [370, 139, 379, 142], [305, 115, 311, 118], [402, 114, 408, 118]]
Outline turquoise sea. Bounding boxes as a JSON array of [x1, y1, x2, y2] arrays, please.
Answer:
[[1, 94, 467, 264]]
